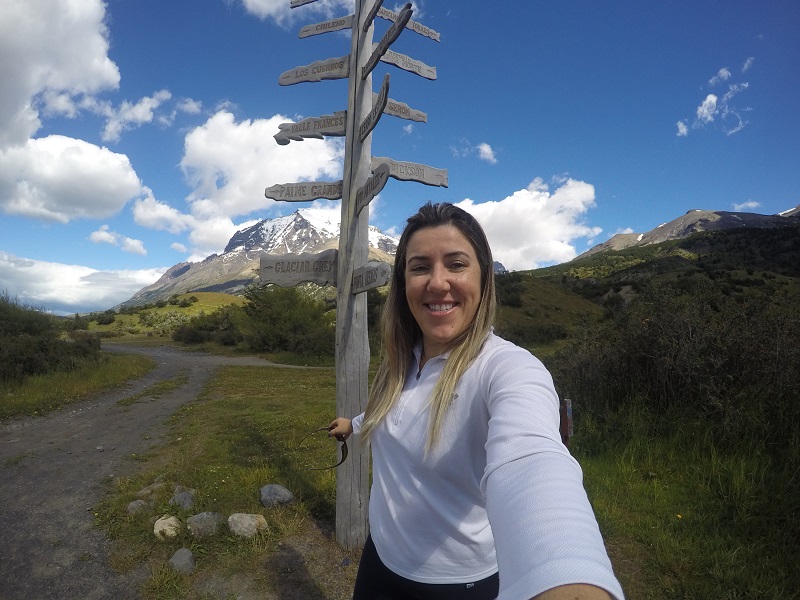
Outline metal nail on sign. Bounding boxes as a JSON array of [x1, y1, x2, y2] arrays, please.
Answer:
[[259, 249, 338, 288]]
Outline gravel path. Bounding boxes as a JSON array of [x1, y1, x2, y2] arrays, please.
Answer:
[[0, 344, 284, 600]]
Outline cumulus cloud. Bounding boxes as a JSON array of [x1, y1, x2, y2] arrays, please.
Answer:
[[0, 251, 164, 314], [676, 120, 688, 137], [89, 225, 147, 255], [455, 177, 602, 270], [0, 136, 144, 223], [176, 109, 344, 255], [239, 0, 353, 25], [696, 94, 718, 124], [0, 0, 120, 146], [100, 90, 173, 142], [733, 200, 761, 212], [477, 143, 498, 164], [171, 242, 188, 253]]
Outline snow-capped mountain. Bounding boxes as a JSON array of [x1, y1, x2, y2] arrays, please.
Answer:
[[119, 209, 398, 308]]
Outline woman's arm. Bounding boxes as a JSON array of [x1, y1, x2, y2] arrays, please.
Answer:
[[327, 417, 353, 440], [533, 584, 613, 599]]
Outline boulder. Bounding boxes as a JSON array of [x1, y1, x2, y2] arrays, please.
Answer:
[[168, 548, 195, 575], [154, 515, 181, 539], [228, 513, 267, 538], [169, 489, 196, 510], [187, 512, 224, 539], [260, 484, 294, 508]]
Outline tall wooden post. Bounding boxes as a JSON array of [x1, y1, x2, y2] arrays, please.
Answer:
[[334, 0, 373, 550], [264, 0, 445, 550]]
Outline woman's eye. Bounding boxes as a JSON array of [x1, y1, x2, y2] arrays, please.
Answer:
[[450, 262, 466, 270]]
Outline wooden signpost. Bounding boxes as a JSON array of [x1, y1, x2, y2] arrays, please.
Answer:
[[263, 0, 446, 550]]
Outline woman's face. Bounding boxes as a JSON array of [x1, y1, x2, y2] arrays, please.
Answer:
[[404, 224, 482, 358]]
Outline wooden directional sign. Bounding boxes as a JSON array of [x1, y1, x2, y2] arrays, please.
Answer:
[[274, 112, 347, 145], [380, 48, 437, 80], [359, 74, 390, 141], [362, 3, 413, 79], [290, 0, 319, 8], [377, 6, 441, 42], [383, 96, 427, 122], [371, 156, 448, 187], [260, 249, 338, 287], [299, 15, 354, 38], [265, 180, 343, 202], [352, 261, 391, 294], [279, 56, 350, 86], [363, 0, 385, 32], [355, 162, 390, 216]]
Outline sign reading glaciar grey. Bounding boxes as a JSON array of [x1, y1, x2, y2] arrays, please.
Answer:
[[377, 6, 441, 42], [379, 48, 437, 80], [279, 56, 349, 86], [352, 261, 391, 295], [299, 15, 354, 38], [371, 156, 448, 187], [382, 96, 427, 122], [265, 180, 343, 202], [260, 249, 338, 288], [274, 112, 347, 145]]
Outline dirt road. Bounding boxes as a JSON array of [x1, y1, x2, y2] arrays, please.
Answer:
[[0, 344, 283, 600]]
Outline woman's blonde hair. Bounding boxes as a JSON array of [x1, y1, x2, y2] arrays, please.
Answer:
[[359, 202, 497, 452]]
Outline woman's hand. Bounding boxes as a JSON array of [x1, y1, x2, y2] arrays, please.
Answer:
[[328, 417, 353, 440]]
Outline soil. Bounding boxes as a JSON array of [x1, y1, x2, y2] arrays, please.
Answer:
[[0, 343, 359, 600]]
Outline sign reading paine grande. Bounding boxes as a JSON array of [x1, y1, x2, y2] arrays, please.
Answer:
[[299, 15, 354, 38], [260, 249, 338, 288], [382, 96, 427, 122], [362, 3, 413, 79], [274, 112, 347, 145], [379, 48, 437, 80], [265, 180, 343, 202], [376, 6, 441, 42], [371, 156, 448, 187], [352, 261, 391, 295], [359, 74, 390, 141], [355, 162, 391, 216], [279, 56, 350, 86]]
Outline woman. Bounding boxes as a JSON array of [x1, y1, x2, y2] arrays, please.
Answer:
[[329, 203, 624, 600]]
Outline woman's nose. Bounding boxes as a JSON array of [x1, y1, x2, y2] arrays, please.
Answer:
[[427, 264, 450, 292]]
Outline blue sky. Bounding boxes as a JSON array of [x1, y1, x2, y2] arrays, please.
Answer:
[[1, 0, 798, 314]]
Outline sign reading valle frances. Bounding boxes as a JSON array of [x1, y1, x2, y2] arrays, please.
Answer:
[[274, 112, 347, 145], [260, 249, 338, 287]]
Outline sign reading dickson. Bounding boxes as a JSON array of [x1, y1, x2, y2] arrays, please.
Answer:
[[259, 249, 338, 287]]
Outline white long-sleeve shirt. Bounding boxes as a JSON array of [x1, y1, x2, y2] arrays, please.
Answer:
[[351, 332, 624, 600]]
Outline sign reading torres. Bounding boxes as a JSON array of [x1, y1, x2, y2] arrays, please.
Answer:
[[262, 0, 447, 551]]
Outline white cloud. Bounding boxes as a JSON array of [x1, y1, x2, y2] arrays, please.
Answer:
[[0, 136, 144, 223], [174, 109, 343, 255], [239, 0, 353, 25], [0, 0, 120, 146], [171, 242, 188, 253], [676, 120, 688, 137], [0, 251, 164, 314], [696, 94, 718, 124], [89, 225, 147, 255], [456, 178, 602, 270], [132, 191, 194, 234], [101, 90, 173, 142], [178, 98, 203, 115], [708, 67, 731, 87], [742, 57, 755, 73], [477, 142, 498, 165], [403, 124, 414, 135], [732, 200, 761, 212]]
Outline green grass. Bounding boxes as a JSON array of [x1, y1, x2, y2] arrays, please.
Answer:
[[0, 352, 154, 418], [95, 365, 345, 599], [117, 373, 190, 407], [572, 419, 800, 600]]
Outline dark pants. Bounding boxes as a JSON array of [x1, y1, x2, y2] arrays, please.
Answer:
[[353, 535, 499, 600]]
